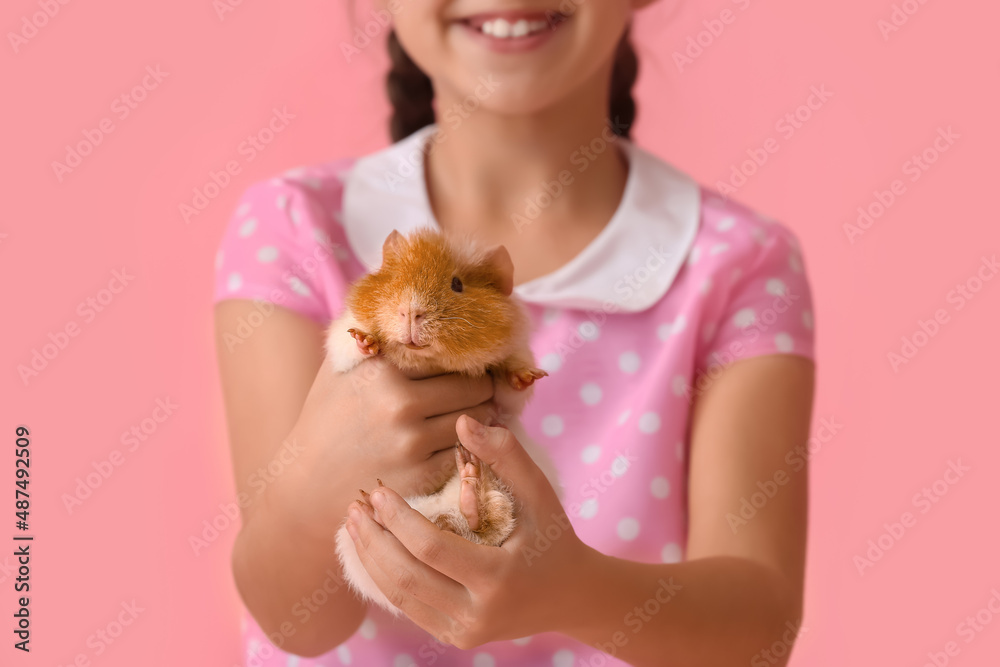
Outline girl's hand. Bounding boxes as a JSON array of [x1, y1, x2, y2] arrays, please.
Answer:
[[345, 415, 591, 649], [277, 354, 498, 538]]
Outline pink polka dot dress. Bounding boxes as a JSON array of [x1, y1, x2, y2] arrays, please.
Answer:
[[213, 125, 816, 667]]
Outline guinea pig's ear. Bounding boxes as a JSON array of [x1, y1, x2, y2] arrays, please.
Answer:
[[484, 245, 515, 296], [381, 230, 404, 263]]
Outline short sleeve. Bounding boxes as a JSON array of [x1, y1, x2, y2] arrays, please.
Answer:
[[212, 177, 351, 325], [696, 223, 816, 372]]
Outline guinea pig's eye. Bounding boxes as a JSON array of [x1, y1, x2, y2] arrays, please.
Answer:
[[451, 276, 463, 293]]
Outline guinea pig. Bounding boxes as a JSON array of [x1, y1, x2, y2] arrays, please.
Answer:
[[325, 227, 561, 615]]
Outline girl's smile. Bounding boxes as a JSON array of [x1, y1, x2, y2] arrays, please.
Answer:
[[452, 10, 570, 54]]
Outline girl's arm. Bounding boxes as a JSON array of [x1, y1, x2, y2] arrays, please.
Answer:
[[557, 353, 815, 666], [215, 300, 366, 655], [216, 299, 499, 656]]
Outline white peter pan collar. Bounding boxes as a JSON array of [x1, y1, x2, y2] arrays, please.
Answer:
[[340, 124, 701, 313]]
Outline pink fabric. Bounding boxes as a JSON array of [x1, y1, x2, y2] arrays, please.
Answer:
[[213, 156, 815, 667]]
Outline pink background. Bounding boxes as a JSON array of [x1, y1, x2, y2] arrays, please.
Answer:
[[3, 0, 998, 665]]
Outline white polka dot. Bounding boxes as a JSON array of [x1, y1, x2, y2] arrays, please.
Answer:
[[789, 252, 803, 273], [257, 246, 279, 263], [287, 656, 300, 667], [617, 518, 640, 541], [651, 477, 671, 499], [578, 498, 598, 519], [578, 320, 600, 341], [619, 351, 640, 373], [235, 201, 252, 217], [661, 543, 683, 563], [716, 216, 736, 231], [638, 412, 661, 434], [227, 272, 243, 292], [775, 332, 794, 352], [676, 441, 685, 460], [751, 228, 768, 244], [393, 655, 416, 667], [359, 619, 376, 639], [610, 455, 631, 477], [700, 278, 713, 295], [473, 653, 496, 667], [687, 245, 702, 265], [802, 310, 814, 330], [290, 208, 303, 226], [710, 242, 730, 255], [581, 444, 602, 464], [657, 314, 687, 340], [766, 278, 787, 297], [701, 321, 717, 342], [247, 638, 261, 657], [539, 352, 562, 373], [288, 276, 311, 296], [672, 375, 687, 397], [512, 636, 533, 646], [580, 383, 602, 405], [215, 250, 224, 271], [617, 409, 631, 425], [733, 308, 756, 328], [313, 228, 332, 247], [337, 645, 352, 664], [553, 649, 575, 667], [276, 194, 289, 209], [541, 415, 564, 437], [543, 308, 560, 324], [238, 217, 258, 237]]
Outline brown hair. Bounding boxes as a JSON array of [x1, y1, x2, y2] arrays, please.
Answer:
[[386, 27, 639, 142]]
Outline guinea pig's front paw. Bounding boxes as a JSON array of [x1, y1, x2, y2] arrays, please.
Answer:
[[508, 367, 548, 391], [456, 444, 516, 547], [347, 328, 381, 356]]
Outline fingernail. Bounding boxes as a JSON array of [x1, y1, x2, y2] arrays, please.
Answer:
[[370, 490, 386, 509]]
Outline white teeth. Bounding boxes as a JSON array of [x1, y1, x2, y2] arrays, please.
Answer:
[[480, 17, 549, 39]]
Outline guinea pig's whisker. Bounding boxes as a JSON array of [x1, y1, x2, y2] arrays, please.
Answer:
[[438, 316, 483, 328]]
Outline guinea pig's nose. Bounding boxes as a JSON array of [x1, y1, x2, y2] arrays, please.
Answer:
[[399, 307, 424, 322]]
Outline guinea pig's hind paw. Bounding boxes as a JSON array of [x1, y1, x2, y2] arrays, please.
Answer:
[[508, 367, 548, 390], [347, 328, 380, 356]]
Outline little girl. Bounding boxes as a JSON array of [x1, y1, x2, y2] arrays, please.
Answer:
[[214, 2, 816, 666]]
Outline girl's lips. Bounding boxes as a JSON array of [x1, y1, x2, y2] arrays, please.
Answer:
[[454, 11, 569, 54]]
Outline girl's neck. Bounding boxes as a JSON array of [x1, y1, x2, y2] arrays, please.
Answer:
[[423, 62, 629, 249]]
